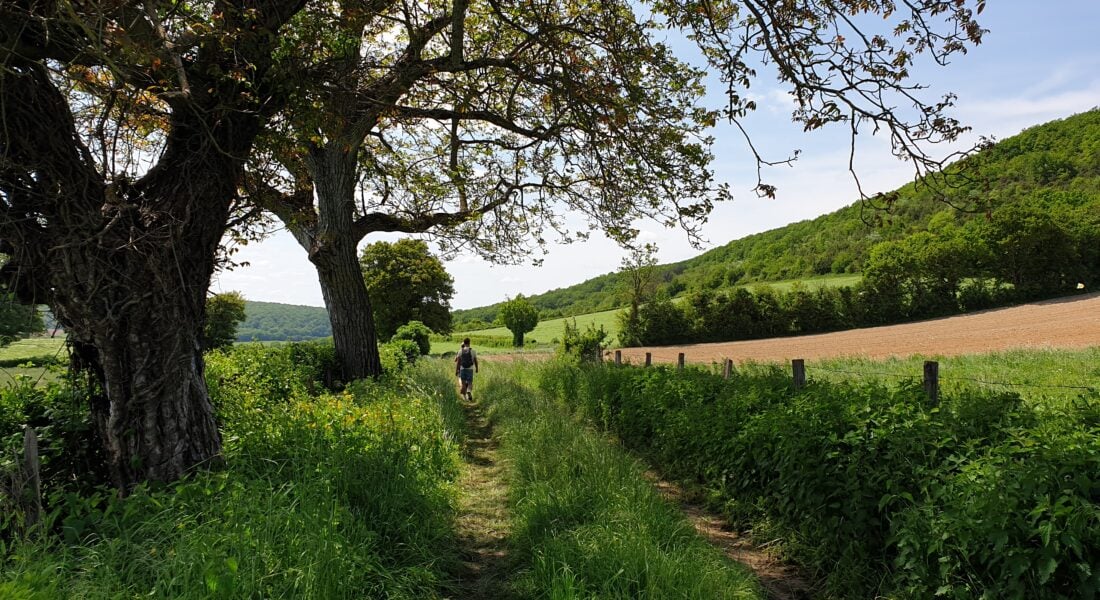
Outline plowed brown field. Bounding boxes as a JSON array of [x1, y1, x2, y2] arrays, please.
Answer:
[[616, 292, 1100, 366]]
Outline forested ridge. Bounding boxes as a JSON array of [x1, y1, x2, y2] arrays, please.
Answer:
[[236, 301, 331, 342], [454, 108, 1100, 326]]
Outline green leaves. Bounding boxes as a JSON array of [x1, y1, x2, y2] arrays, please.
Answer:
[[541, 361, 1100, 598], [360, 239, 455, 339], [498, 295, 540, 347]]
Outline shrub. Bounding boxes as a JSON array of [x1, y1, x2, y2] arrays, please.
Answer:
[[392, 321, 433, 356], [635, 293, 691, 345], [557, 320, 607, 364], [387, 339, 421, 365]]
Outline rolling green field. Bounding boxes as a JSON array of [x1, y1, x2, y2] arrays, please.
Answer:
[[450, 307, 624, 346], [454, 273, 863, 347], [0, 336, 66, 362]]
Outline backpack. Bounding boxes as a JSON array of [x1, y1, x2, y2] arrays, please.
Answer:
[[459, 347, 474, 368]]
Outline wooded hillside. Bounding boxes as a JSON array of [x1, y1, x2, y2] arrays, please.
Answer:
[[454, 109, 1100, 326], [236, 302, 331, 342]]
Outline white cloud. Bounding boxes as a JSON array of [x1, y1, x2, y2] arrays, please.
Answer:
[[961, 86, 1100, 137]]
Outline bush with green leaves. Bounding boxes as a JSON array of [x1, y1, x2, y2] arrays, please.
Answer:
[[497, 295, 539, 347], [203, 291, 247, 350], [557, 320, 607, 363], [539, 361, 1100, 598], [392, 321, 433, 356], [387, 338, 421, 365]]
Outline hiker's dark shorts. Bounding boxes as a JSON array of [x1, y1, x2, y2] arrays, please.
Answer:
[[459, 367, 474, 384]]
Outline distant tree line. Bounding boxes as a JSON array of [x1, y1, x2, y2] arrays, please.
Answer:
[[622, 191, 1099, 346]]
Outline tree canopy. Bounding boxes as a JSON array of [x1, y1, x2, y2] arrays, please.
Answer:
[[498, 295, 539, 347], [360, 239, 455, 339], [204, 292, 248, 351]]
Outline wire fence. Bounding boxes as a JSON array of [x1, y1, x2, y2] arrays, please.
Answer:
[[808, 364, 1098, 394], [612, 350, 1100, 397]]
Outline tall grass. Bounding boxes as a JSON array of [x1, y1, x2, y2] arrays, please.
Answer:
[[1, 343, 466, 599], [480, 361, 761, 599], [810, 347, 1100, 406]]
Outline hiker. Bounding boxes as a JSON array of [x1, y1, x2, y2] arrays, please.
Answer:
[[454, 338, 479, 400]]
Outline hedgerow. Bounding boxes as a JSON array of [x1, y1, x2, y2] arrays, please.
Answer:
[[540, 362, 1100, 599]]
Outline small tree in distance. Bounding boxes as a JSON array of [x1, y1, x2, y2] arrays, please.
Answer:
[[498, 296, 539, 348], [617, 244, 659, 347], [203, 292, 247, 351]]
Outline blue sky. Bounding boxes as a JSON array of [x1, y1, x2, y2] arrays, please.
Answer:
[[214, 1, 1100, 309]]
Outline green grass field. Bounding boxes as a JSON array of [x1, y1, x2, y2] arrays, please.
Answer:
[[807, 347, 1100, 406], [0, 336, 67, 362], [454, 307, 624, 346], [752, 273, 861, 293], [455, 273, 863, 347], [0, 337, 68, 385]]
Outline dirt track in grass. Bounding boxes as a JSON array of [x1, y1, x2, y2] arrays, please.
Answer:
[[646, 473, 814, 600], [445, 397, 513, 600]]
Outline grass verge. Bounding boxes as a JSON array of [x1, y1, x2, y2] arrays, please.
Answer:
[[479, 360, 761, 599], [809, 346, 1100, 406], [1, 344, 465, 599]]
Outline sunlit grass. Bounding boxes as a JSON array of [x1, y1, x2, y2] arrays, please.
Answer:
[[480, 361, 762, 599], [808, 346, 1100, 405], [0, 336, 66, 362]]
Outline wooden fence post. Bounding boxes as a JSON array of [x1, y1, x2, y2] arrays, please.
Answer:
[[677, 353, 685, 371], [645, 352, 652, 367], [22, 426, 41, 530], [792, 359, 806, 389], [614, 350, 622, 365], [924, 361, 940, 405], [723, 359, 732, 380]]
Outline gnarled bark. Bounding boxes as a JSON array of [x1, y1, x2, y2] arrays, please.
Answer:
[[314, 239, 383, 381], [0, 0, 305, 489]]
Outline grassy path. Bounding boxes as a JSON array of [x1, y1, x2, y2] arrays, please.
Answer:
[[446, 396, 513, 599]]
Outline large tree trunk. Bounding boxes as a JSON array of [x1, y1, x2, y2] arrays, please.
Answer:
[[313, 240, 383, 380], [277, 146, 384, 381], [47, 134, 236, 490], [1, 60, 255, 491], [65, 291, 223, 488]]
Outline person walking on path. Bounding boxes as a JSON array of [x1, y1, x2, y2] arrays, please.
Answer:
[[455, 338, 479, 400]]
